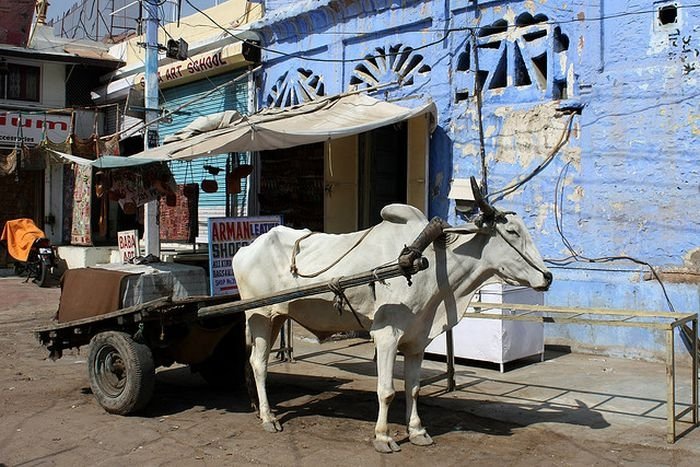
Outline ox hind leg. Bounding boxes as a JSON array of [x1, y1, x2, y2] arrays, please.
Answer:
[[247, 312, 286, 433], [403, 351, 433, 446], [371, 327, 401, 453]]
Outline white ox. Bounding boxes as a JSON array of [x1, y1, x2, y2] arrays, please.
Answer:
[[233, 200, 552, 453]]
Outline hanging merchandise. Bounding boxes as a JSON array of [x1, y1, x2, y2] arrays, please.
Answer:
[[201, 156, 219, 193], [97, 134, 120, 157], [159, 183, 199, 243], [21, 144, 47, 171], [2, 115, 25, 179], [0, 148, 18, 176], [227, 164, 253, 194], [201, 178, 218, 193], [94, 170, 111, 237], [71, 163, 92, 246], [182, 162, 199, 197], [109, 163, 177, 213], [61, 113, 78, 243]]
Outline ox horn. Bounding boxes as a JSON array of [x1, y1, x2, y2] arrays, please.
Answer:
[[470, 176, 496, 219]]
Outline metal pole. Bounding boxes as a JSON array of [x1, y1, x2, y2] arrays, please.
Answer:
[[143, 0, 160, 257], [445, 328, 456, 391], [693, 318, 698, 425], [666, 327, 676, 443]]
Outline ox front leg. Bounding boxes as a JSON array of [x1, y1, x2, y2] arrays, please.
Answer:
[[247, 313, 282, 433], [371, 328, 401, 453], [404, 351, 433, 446]]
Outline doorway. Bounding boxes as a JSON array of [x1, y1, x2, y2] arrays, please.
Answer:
[[358, 122, 408, 229], [259, 143, 324, 232]]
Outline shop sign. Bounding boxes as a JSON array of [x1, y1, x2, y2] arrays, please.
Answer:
[[0, 111, 71, 146], [117, 229, 140, 263], [136, 43, 240, 89], [207, 216, 282, 296]]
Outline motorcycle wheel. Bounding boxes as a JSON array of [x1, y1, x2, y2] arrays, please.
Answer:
[[36, 257, 51, 287]]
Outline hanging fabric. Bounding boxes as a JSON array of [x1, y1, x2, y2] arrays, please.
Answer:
[[98, 134, 121, 157], [62, 112, 77, 243], [0, 148, 18, 176], [71, 113, 99, 161], [21, 144, 47, 171], [159, 183, 199, 243], [71, 163, 92, 245]]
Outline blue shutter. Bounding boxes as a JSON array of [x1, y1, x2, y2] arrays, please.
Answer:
[[159, 72, 249, 211]]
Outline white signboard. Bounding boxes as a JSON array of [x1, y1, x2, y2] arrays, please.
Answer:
[[0, 111, 71, 146], [117, 230, 140, 264], [208, 216, 282, 296]]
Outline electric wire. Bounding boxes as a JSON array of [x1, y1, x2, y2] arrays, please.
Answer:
[[546, 160, 677, 313], [50, 0, 700, 44]]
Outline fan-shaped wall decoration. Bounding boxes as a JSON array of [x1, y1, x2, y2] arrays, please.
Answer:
[[266, 68, 325, 108], [349, 44, 431, 89]]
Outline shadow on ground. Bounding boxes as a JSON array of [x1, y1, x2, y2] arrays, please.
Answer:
[[123, 359, 611, 441]]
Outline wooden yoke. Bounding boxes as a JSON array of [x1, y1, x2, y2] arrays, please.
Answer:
[[398, 217, 449, 283]]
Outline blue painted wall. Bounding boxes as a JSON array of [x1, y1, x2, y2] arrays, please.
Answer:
[[250, 0, 699, 360]]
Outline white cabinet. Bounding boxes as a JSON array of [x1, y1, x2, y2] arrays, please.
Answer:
[[425, 282, 544, 372]]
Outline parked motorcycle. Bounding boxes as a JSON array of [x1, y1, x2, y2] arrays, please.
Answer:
[[1, 218, 58, 287]]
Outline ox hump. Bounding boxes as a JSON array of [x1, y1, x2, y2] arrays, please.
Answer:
[[380, 204, 427, 225]]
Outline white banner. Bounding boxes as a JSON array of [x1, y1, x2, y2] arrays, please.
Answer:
[[0, 111, 71, 146]]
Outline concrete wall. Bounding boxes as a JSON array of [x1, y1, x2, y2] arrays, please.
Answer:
[[251, 0, 699, 360], [41, 62, 66, 108]]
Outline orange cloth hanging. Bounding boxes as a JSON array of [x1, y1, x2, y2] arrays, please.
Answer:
[[1, 218, 46, 262]]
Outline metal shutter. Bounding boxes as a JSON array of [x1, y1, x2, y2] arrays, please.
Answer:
[[159, 72, 249, 242]]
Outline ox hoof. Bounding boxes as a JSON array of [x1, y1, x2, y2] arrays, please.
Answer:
[[373, 438, 401, 453], [262, 420, 282, 433], [409, 432, 433, 446]]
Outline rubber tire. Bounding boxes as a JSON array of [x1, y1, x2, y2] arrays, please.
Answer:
[[36, 257, 50, 287], [87, 331, 155, 415], [196, 323, 246, 389]]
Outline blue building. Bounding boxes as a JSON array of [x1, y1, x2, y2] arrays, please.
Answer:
[[241, 0, 699, 360]]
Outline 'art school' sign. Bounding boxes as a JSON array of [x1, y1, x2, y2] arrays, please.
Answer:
[[207, 216, 282, 296]]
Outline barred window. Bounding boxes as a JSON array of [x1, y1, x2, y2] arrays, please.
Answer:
[[1, 63, 40, 102]]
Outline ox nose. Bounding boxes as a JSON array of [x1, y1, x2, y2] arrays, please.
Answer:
[[543, 271, 553, 286]]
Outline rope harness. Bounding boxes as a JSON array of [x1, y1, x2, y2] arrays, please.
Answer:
[[289, 226, 375, 278], [289, 226, 377, 329]]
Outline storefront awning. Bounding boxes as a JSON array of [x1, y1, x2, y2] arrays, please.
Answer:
[[48, 150, 160, 168], [127, 93, 437, 163]]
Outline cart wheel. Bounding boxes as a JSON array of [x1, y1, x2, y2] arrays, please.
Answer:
[[88, 331, 155, 415], [195, 323, 246, 389]]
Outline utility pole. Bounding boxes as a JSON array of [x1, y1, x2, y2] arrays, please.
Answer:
[[143, 0, 160, 256]]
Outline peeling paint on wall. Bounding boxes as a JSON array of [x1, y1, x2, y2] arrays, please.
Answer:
[[491, 102, 580, 168]]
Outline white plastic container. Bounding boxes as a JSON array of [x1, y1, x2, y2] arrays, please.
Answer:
[[425, 282, 544, 372]]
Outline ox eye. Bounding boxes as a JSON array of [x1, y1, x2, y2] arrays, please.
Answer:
[[506, 228, 520, 238]]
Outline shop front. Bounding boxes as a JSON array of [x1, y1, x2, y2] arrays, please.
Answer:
[[125, 92, 436, 238]]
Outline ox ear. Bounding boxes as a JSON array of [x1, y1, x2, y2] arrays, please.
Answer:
[[443, 223, 483, 235]]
